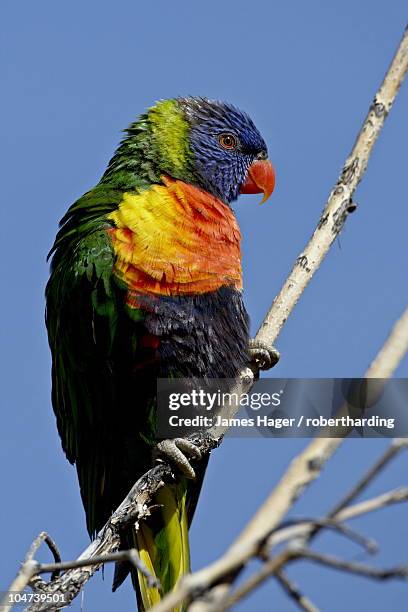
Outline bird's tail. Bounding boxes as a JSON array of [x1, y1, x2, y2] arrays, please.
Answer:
[[133, 480, 190, 611]]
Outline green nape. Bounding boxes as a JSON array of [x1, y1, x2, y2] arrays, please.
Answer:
[[148, 99, 192, 179], [100, 98, 193, 190]]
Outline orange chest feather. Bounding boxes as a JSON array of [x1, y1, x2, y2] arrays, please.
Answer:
[[108, 177, 242, 297]]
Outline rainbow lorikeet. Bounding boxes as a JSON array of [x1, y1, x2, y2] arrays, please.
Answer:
[[45, 97, 276, 609]]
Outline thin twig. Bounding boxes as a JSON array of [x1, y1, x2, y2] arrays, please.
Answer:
[[273, 517, 378, 554], [268, 486, 408, 548], [297, 439, 408, 547], [275, 571, 319, 612], [228, 469, 408, 610], [336, 486, 408, 522], [2, 549, 158, 612], [328, 440, 408, 519], [223, 547, 408, 610], [27, 533, 61, 570], [0, 532, 62, 612], [299, 549, 408, 581], [275, 440, 408, 599], [38, 549, 159, 588]]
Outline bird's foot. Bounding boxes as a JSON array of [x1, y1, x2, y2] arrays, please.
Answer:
[[153, 438, 201, 479], [249, 339, 280, 371]]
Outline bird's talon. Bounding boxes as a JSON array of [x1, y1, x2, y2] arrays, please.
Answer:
[[248, 339, 280, 370], [154, 438, 200, 479]]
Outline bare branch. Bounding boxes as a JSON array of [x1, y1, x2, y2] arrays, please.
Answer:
[[275, 572, 319, 612], [223, 547, 408, 611], [327, 439, 408, 519], [38, 549, 159, 588], [269, 486, 408, 547], [298, 549, 408, 582], [0, 532, 61, 612], [26, 533, 61, 571], [273, 517, 378, 554], [25, 437, 218, 611], [288, 438, 408, 549], [274, 439, 408, 598], [336, 486, 408, 522], [230, 456, 408, 609]]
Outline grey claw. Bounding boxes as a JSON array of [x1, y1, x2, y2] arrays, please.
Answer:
[[154, 438, 201, 479], [174, 438, 202, 460], [248, 339, 280, 370]]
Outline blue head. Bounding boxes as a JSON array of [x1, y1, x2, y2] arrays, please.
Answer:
[[177, 97, 274, 203]]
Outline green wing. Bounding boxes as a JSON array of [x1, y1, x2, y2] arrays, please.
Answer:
[[46, 186, 124, 534]]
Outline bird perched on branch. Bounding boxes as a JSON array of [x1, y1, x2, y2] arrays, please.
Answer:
[[46, 97, 276, 609]]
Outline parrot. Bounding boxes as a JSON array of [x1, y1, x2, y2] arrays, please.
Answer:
[[45, 97, 276, 610]]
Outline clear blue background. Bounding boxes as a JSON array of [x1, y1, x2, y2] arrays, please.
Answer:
[[1, 1, 407, 610]]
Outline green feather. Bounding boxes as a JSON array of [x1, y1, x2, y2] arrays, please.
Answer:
[[135, 481, 190, 611], [46, 185, 121, 533], [148, 99, 192, 177]]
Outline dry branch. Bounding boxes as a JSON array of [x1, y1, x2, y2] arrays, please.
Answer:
[[223, 547, 408, 611], [269, 485, 408, 548], [327, 439, 408, 518], [293, 437, 408, 549], [275, 572, 319, 612], [232, 446, 408, 610], [297, 549, 408, 582], [0, 533, 61, 612], [24, 436, 218, 611]]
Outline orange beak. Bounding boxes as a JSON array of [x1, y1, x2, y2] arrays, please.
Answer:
[[240, 159, 276, 203]]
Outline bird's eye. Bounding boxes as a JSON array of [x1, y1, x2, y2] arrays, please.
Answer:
[[218, 133, 238, 150]]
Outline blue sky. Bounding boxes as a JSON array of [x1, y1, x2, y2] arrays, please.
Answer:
[[1, 1, 407, 610]]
